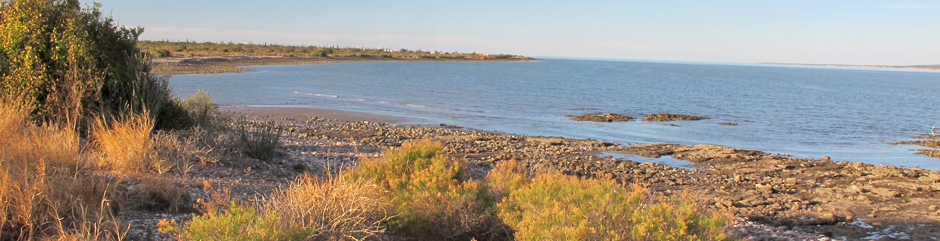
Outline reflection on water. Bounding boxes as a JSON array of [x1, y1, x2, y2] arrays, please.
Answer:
[[602, 152, 697, 170]]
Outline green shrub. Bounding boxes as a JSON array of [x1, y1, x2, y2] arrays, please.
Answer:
[[0, 0, 179, 129], [159, 201, 291, 241], [154, 49, 171, 57], [236, 119, 282, 161], [348, 139, 505, 240], [183, 89, 218, 127], [494, 166, 733, 241]]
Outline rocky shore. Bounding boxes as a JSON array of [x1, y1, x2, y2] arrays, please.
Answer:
[[123, 107, 940, 240]]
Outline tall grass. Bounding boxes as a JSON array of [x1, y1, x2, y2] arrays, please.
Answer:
[[264, 174, 389, 240], [92, 113, 156, 174], [0, 101, 123, 240]]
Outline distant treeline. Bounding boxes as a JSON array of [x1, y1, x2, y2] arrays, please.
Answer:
[[138, 40, 527, 60]]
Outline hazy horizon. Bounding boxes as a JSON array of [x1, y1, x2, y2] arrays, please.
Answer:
[[96, 0, 939, 66]]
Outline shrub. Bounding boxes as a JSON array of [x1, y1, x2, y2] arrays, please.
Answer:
[[92, 113, 156, 174], [182, 89, 218, 127], [348, 139, 504, 240], [236, 119, 282, 161], [494, 166, 732, 241], [154, 49, 171, 57], [0, 0, 181, 129], [159, 201, 289, 241], [264, 175, 388, 240]]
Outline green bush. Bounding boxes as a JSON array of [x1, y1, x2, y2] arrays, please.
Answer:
[[493, 166, 733, 241], [183, 89, 218, 127], [0, 0, 177, 128], [348, 139, 505, 240], [154, 49, 171, 57], [159, 201, 293, 241]]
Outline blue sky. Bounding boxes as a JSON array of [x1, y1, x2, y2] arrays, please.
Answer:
[[95, 0, 939, 65]]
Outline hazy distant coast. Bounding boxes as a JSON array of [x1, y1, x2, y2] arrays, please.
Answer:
[[141, 40, 536, 75], [761, 62, 940, 70]]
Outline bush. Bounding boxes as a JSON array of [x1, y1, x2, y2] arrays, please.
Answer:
[[348, 139, 505, 240], [493, 165, 732, 241], [159, 201, 290, 241], [183, 89, 218, 127], [154, 49, 171, 57], [0, 0, 179, 129], [264, 175, 388, 240], [236, 119, 282, 161]]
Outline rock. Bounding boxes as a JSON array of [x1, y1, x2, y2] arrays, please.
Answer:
[[734, 175, 743, 183], [641, 113, 710, 121], [785, 178, 798, 185], [821, 156, 831, 161], [872, 188, 900, 197], [929, 205, 938, 211], [566, 112, 634, 122], [756, 183, 774, 193]]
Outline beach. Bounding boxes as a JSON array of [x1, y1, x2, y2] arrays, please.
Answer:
[[183, 105, 938, 240]]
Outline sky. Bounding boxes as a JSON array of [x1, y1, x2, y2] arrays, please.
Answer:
[[94, 0, 940, 65]]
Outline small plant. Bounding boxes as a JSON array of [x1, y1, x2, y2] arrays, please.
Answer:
[[159, 201, 288, 241], [264, 174, 388, 240], [183, 89, 218, 127], [348, 139, 504, 240], [236, 119, 282, 161]]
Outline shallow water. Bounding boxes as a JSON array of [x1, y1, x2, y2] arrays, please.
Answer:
[[169, 59, 940, 170]]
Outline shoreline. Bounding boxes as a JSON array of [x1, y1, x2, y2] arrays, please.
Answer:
[[223, 106, 940, 240], [152, 55, 538, 75], [760, 62, 940, 71]]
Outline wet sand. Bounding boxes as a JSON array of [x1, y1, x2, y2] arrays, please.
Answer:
[[221, 105, 411, 124]]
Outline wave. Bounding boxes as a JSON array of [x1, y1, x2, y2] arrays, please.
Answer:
[[293, 91, 338, 98]]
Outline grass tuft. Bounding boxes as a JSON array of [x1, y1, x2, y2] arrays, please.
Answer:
[[265, 174, 389, 240], [236, 119, 282, 161], [92, 113, 155, 174], [0, 101, 124, 240]]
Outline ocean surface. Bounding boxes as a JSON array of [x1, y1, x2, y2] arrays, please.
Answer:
[[169, 59, 940, 170]]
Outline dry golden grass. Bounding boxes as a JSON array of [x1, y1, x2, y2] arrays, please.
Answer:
[[0, 101, 124, 240], [265, 174, 389, 240], [92, 113, 155, 174]]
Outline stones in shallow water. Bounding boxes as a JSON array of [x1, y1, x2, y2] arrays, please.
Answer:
[[566, 112, 634, 122], [641, 113, 710, 121]]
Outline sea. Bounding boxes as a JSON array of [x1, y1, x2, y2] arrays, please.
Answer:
[[168, 58, 940, 170]]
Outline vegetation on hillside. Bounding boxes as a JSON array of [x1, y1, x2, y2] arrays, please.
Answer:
[[138, 40, 527, 60]]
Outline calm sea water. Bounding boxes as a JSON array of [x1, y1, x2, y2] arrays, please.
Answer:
[[169, 59, 940, 170]]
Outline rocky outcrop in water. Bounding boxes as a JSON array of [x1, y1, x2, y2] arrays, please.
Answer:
[[642, 113, 710, 121], [566, 112, 634, 122]]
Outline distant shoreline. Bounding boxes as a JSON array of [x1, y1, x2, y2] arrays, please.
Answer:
[[151, 55, 536, 75], [760, 62, 940, 70]]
